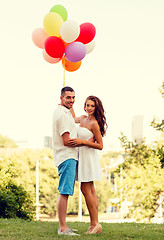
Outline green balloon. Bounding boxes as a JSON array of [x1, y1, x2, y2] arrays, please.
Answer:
[[50, 4, 68, 22]]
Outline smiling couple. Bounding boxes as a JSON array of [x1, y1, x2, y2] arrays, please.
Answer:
[[52, 86, 107, 235]]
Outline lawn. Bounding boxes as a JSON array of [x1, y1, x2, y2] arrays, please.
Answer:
[[0, 219, 163, 240]]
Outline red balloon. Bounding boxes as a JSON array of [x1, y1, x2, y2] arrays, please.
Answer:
[[75, 22, 96, 44], [44, 36, 65, 58]]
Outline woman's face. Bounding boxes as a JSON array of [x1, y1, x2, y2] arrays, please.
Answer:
[[85, 99, 95, 116]]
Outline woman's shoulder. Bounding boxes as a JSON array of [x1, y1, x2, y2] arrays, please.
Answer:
[[80, 115, 87, 121], [75, 115, 86, 124], [91, 119, 100, 130]]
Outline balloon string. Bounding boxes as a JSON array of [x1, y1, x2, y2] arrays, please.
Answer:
[[63, 57, 66, 87], [63, 69, 65, 87]]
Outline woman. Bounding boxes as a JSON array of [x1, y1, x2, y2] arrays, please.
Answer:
[[69, 95, 107, 234]]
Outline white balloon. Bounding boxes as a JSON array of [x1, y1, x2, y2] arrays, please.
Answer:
[[85, 39, 96, 54], [60, 19, 80, 43]]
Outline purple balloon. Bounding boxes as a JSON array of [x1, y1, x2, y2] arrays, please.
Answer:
[[65, 42, 86, 62]]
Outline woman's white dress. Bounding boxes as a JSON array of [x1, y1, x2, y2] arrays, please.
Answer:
[[77, 126, 102, 182]]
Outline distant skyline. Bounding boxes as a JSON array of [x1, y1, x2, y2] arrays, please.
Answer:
[[0, 0, 164, 150], [132, 115, 144, 144]]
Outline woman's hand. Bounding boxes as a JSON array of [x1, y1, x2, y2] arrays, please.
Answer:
[[68, 136, 95, 147], [88, 137, 95, 143], [68, 138, 83, 146]]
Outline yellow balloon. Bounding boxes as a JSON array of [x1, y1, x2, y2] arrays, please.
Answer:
[[43, 12, 63, 36]]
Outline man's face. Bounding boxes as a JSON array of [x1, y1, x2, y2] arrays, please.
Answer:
[[61, 91, 75, 109]]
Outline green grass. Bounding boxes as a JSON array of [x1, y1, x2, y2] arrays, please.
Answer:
[[0, 219, 163, 240]]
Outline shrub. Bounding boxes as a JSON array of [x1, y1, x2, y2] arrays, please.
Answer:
[[0, 182, 35, 220]]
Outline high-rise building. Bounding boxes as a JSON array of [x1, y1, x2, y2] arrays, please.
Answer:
[[44, 136, 52, 149], [132, 115, 144, 144]]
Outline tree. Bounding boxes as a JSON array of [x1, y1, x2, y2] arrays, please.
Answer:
[[0, 148, 59, 217], [151, 81, 164, 132], [159, 81, 164, 97], [0, 147, 117, 217], [11, 148, 59, 215], [0, 134, 17, 148], [118, 133, 164, 221], [0, 155, 34, 220], [150, 81, 164, 167]]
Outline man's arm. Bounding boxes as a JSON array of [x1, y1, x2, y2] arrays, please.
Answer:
[[70, 107, 81, 123], [62, 132, 71, 146]]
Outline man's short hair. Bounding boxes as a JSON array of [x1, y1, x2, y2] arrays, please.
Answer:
[[61, 86, 75, 96]]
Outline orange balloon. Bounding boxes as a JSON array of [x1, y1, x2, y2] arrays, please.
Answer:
[[62, 57, 81, 72], [59, 36, 70, 48]]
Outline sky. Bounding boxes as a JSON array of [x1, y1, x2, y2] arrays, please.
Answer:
[[0, 0, 164, 150]]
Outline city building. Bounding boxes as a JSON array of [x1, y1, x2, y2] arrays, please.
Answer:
[[44, 136, 52, 149], [132, 115, 144, 144]]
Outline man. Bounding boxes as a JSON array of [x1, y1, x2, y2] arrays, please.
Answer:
[[52, 86, 79, 236]]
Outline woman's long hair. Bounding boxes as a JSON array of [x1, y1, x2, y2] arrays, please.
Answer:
[[84, 96, 108, 137]]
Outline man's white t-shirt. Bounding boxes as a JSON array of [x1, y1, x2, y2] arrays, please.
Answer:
[[52, 105, 78, 167]]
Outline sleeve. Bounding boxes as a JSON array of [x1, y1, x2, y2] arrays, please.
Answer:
[[58, 113, 71, 136]]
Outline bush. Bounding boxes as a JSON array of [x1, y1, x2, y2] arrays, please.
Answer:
[[0, 182, 34, 220]]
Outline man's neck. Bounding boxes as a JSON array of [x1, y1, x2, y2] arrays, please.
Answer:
[[60, 103, 70, 110]]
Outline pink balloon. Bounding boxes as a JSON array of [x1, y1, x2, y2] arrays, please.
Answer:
[[42, 50, 61, 64], [44, 36, 65, 58], [65, 42, 86, 62], [76, 23, 96, 44], [32, 28, 49, 49]]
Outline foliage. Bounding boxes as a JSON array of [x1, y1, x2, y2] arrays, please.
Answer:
[[0, 148, 59, 218], [1, 138, 163, 221], [0, 134, 17, 148], [119, 133, 162, 167], [150, 81, 164, 167], [0, 155, 18, 186], [155, 136, 164, 168], [0, 182, 34, 220], [0, 219, 164, 240], [118, 133, 164, 221], [96, 179, 112, 213], [100, 150, 121, 163], [151, 118, 164, 132], [100, 151, 121, 166], [100, 151, 121, 180], [10, 148, 59, 215], [38, 153, 59, 215], [0, 147, 113, 217], [159, 81, 164, 98], [150, 81, 164, 132], [68, 179, 113, 216], [115, 82, 164, 221], [0, 157, 34, 220]]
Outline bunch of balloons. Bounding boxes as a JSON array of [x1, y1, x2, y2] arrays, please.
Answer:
[[32, 4, 96, 72]]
